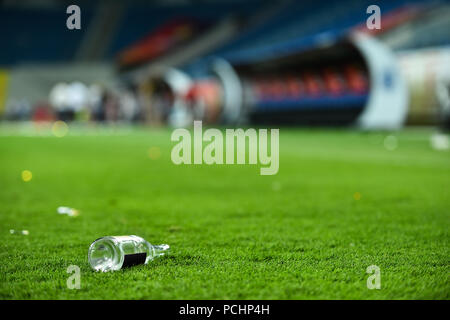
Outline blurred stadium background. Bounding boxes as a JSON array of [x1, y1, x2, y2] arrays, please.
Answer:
[[0, 0, 449, 131], [1, 0, 450, 300]]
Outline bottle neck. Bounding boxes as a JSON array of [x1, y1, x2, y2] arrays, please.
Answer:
[[152, 244, 170, 258]]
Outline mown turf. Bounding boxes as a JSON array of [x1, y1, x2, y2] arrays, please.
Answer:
[[0, 124, 448, 299]]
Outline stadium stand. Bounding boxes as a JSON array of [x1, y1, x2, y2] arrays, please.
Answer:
[[0, 5, 94, 65]]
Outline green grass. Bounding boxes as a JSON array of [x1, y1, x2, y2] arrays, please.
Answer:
[[0, 125, 449, 299]]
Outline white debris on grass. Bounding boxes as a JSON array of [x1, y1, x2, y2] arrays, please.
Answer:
[[430, 133, 450, 151], [10, 229, 29, 235], [57, 206, 80, 217]]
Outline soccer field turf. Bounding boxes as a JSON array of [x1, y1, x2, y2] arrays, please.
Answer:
[[0, 126, 448, 299]]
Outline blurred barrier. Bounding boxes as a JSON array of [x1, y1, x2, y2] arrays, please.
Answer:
[[352, 33, 408, 130], [0, 70, 9, 116], [397, 46, 450, 125]]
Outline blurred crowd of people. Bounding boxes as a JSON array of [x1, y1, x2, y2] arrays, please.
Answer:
[[3, 82, 141, 124]]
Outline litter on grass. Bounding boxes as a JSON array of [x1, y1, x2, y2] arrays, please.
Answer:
[[88, 235, 169, 272], [57, 206, 80, 217], [9, 229, 29, 235], [430, 133, 450, 150]]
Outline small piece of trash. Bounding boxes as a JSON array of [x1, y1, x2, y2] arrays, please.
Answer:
[[10, 229, 29, 235], [430, 133, 449, 151], [57, 206, 79, 217]]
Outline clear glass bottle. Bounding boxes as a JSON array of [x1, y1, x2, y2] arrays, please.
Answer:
[[88, 235, 169, 272]]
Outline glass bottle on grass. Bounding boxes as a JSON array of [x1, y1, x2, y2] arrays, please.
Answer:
[[88, 235, 169, 272]]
